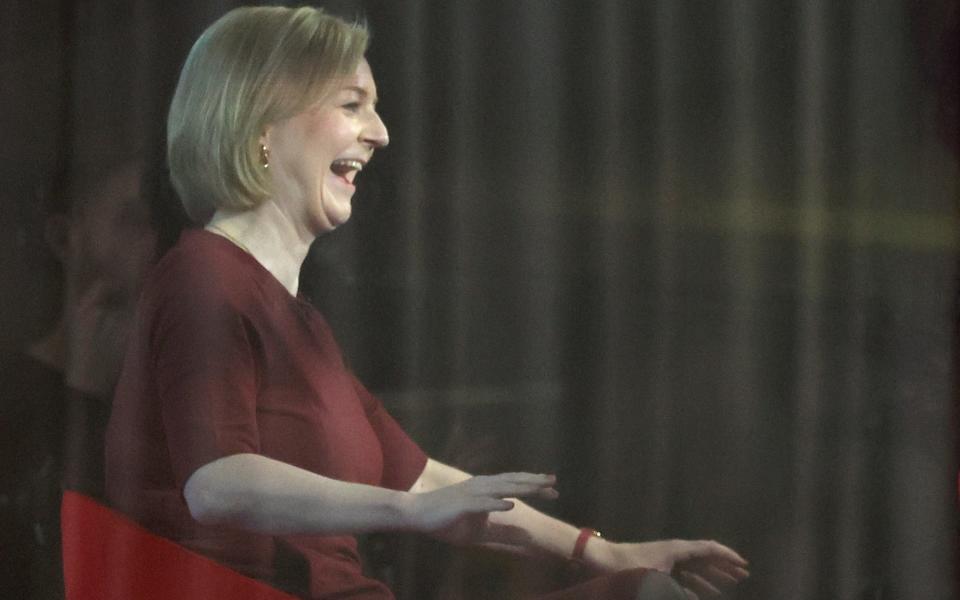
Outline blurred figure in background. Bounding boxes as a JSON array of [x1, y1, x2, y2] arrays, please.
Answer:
[[0, 157, 161, 598]]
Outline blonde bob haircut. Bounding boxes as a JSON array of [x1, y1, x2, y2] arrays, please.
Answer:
[[167, 6, 368, 223]]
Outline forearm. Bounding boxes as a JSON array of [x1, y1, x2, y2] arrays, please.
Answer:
[[485, 498, 582, 558], [184, 453, 413, 535]]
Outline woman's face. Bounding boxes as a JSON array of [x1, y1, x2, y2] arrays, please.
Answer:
[[264, 58, 389, 236]]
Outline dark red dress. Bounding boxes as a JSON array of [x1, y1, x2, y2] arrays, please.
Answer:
[[106, 230, 427, 599]]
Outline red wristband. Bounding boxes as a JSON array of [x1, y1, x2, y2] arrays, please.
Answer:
[[571, 527, 601, 562]]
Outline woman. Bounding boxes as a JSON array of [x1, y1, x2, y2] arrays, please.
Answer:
[[105, 7, 748, 599]]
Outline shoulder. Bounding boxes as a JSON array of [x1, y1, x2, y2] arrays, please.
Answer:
[[139, 231, 271, 354], [145, 229, 261, 310]]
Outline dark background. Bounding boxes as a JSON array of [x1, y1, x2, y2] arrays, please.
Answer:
[[2, 1, 958, 598]]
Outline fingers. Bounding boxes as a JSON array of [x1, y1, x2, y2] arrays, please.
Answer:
[[673, 540, 748, 581], [478, 498, 515, 512], [677, 562, 743, 597], [665, 540, 749, 599], [675, 570, 721, 598], [714, 561, 749, 583], [699, 563, 741, 587], [673, 548, 750, 598], [439, 472, 557, 518], [684, 557, 748, 581], [482, 472, 558, 487], [682, 540, 747, 567], [466, 473, 558, 501]]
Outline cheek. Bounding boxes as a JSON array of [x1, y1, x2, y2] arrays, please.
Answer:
[[311, 112, 356, 150], [271, 110, 355, 187]]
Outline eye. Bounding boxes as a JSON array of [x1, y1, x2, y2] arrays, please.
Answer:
[[342, 102, 361, 113]]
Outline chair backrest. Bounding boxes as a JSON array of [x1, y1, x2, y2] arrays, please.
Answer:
[[61, 490, 296, 599]]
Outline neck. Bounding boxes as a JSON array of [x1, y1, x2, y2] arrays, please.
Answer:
[[206, 202, 313, 296]]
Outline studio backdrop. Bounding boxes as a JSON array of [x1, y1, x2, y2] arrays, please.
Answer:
[[2, 1, 957, 599]]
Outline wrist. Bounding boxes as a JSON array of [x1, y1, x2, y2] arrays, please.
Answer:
[[571, 528, 612, 572]]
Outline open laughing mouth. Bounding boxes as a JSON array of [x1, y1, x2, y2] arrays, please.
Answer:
[[329, 158, 364, 187]]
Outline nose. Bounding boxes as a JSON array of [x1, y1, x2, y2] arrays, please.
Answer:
[[362, 110, 389, 149]]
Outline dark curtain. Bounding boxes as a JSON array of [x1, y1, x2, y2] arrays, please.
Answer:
[[2, 1, 957, 599]]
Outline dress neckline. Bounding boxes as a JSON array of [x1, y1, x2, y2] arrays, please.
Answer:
[[190, 228, 315, 310]]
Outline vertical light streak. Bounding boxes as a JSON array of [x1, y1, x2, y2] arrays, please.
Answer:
[[643, 0, 682, 530], [397, 0, 427, 394], [516, 0, 563, 462], [790, 1, 828, 597], [594, 0, 629, 523], [447, 0, 477, 383], [722, 0, 762, 507]]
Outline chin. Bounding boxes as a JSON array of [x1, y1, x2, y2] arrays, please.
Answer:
[[312, 209, 351, 235], [313, 188, 353, 232], [330, 198, 354, 225], [329, 206, 352, 229]]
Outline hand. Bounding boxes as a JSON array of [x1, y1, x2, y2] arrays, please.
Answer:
[[407, 473, 558, 546], [585, 538, 749, 598]]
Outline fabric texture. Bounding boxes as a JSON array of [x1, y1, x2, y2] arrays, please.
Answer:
[[106, 230, 427, 599]]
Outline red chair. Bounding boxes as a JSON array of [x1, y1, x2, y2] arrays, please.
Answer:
[[61, 490, 296, 599]]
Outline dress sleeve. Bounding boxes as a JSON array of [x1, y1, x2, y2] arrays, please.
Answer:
[[151, 276, 262, 490], [351, 376, 427, 491]]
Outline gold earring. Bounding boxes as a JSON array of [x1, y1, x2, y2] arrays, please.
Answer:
[[259, 143, 270, 169]]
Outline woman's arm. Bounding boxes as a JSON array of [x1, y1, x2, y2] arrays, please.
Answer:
[[182, 453, 557, 537], [408, 459, 750, 595]]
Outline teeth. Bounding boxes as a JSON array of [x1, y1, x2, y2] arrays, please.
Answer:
[[332, 158, 363, 171]]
